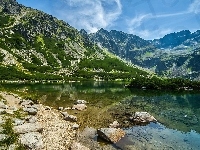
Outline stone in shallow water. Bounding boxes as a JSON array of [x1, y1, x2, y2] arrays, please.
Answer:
[[97, 128, 125, 143], [80, 127, 97, 139], [131, 112, 157, 124]]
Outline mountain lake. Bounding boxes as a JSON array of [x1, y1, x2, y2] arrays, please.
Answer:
[[1, 81, 200, 150]]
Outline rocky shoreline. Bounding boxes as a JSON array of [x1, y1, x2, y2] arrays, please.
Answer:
[[0, 91, 157, 150], [0, 92, 78, 149]]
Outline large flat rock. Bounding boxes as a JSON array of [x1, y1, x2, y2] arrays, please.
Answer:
[[13, 123, 43, 134], [97, 128, 125, 143]]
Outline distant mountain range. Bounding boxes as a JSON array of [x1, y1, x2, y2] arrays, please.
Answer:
[[88, 29, 200, 80]]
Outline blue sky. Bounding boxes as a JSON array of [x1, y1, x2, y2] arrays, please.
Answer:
[[16, 0, 200, 40]]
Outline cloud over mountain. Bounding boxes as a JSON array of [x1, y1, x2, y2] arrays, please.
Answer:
[[52, 0, 122, 33]]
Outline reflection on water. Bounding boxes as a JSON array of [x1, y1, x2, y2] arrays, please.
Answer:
[[1, 82, 200, 149], [117, 122, 200, 150], [121, 91, 200, 133]]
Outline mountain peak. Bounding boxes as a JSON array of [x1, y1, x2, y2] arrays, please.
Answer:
[[0, 0, 22, 14]]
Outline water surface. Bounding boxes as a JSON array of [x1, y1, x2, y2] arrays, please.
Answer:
[[1, 82, 200, 149]]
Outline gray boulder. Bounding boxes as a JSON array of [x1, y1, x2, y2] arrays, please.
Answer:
[[23, 107, 38, 115], [80, 127, 97, 139], [72, 123, 79, 130], [75, 100, 88, 104], [72, 104, 87, 111], [109, 121, 120, 128], [28, 116, 37, 123], [20, 100, 34, 107], [61, 112, 77, 122], [13, 123, 43, 134], [97, 128, 125, 143], [19, 132, 43, 150], [13, 118, 25, 126], [131, 112, 157, 123]]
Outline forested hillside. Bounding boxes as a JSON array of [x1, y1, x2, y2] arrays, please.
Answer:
[[0, 0, 151, 81]]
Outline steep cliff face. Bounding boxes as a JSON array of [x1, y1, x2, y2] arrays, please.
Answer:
[[89, 28, 152, 59], [0, 0, 150, 81]]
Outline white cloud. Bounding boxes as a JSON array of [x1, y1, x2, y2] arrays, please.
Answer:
[[188, 0, 200, 14], [128, 28, 172, 40], [128, 14, 151, 29], [55, 0, 122, 33], [126, 0, 200, 39]]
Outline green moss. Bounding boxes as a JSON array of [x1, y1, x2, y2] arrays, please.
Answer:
[[0, 118, 18, 147]]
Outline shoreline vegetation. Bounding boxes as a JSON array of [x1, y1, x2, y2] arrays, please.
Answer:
[[1, 75, 200, 91], [126, 77, 200, 91]]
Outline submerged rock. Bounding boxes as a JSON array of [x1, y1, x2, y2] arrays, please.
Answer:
[[97, 128, 125, 143], [80, 127, 97, 139], [131, 112, 157, 124]]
